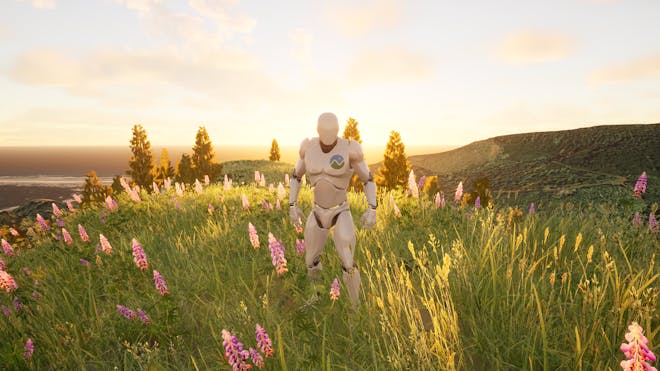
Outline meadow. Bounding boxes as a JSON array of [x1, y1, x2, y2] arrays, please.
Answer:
[[0, 161, 657, 370]]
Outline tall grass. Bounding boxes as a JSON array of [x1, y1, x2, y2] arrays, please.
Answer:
[[0, 173, 657, 369]]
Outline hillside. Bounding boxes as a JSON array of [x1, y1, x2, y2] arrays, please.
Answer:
[[375, 124, 660, 203]]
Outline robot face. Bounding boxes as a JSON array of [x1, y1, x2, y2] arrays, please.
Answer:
[[317, 112, 339, 145]]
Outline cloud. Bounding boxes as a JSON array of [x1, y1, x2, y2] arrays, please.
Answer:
[[348, 48, 433, 86], [495, 30, 576, 64], [326, 0, 401, 37], [289, 29, 313, 64], [589, 53, 660, 84], [188, 0, 256, 35], [20, 0, 56, 9]]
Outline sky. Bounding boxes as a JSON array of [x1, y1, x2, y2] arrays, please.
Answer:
[[1, 0, 659, 148]]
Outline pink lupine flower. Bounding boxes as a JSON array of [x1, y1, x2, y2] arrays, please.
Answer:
[[268, 183, 274, 193], [36, 214, 49, 232], [56, 218, 65, 227], [208, 204, 215, 215], [120, 177, 130, 191], [620, 321, 657, 371], [434, 192, 441, 208], [632, 171, 648, 199], [408, 170, 419, 198], [222, 329, 251, 370], [116, 305, 137, 320], [175, 182, 184, 197], [248, 223, 260, 248], [284, 173, 290, 187], [255, 324, 274, 357], [249, 348, 264, 368], [13, 296, 22, 312], [454, 182, 463, 203], [152, 182, 160, 194], [650, 213, 659, 233], [105, 196, 118, 211], [267, 233, 288, 275], [164, 177, 172, 191], [52, 202, 63, 217], [255, 170, 261, 184], [129, 186, 142, 202], [175, 199, 181, 209], [475, 196, 481, 209], [1, 305, 9, 316], [66, 200, 75, 213], [33, 279, 38, 286], [295, 239, 305, 256], [99, 234, 113, 255], [78, 224, 89, 242], [31, 291, 41, 300], [224, 175, 231, 190], [153, 270, 169, 295], [99, 210, 106, 224], [137, 308, 150, 324], [242, 194, 250, 211], [0, 258, 5, 270], [9, 227, 19, 237], [0, 270, 18, 292], [392, 201, 402, 218], [260, 174, 266, 187], [80, 258, 91, 267], [195, 179, 203, 195], [262, 200, 272, 211], [72, 193, 82, 204], [529, 202, 535, 216], [277, 183, 286, 201], [204, 174, 210, 185], [132, 238, 149, 271], [23, 338, 34, 360], [1, 239, 15, 257], [418, 175, 426, 190], [632, 212, 642, 226], [276, 199, 281, 210], [330, 277, 340, 301], [23, 267, 31, 276], [62, 228, 73, 245]]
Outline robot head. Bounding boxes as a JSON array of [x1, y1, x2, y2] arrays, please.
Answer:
[[317, 112, 339, 146]]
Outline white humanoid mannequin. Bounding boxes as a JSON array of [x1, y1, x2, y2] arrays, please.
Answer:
[[289, 112, 377, 308]]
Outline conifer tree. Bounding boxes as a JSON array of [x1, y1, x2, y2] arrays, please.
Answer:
[[342, 117, 364, 191], [376, 130, 410, 190], [82, 171, 112, 206], [192, 126, 221, 181], [422, 175, 440, 197], [176, 153, 195, 184], [127, 124, 154, 189], [154, 148, 175, 184], [342, 117, 362, 144], [269, 139, 281, 161]]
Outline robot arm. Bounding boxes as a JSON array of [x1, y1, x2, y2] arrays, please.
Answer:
[[350, 141, 377, 229], [289, 139, 308, 227]]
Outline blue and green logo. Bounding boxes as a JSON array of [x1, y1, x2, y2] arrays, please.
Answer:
[[330, 154, 345, 169]]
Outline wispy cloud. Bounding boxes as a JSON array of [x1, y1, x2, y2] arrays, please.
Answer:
[[589, 53, 660, 84], [289, 29, 313, 64], [326, 0, 401, 37], [495, 30, 576, 64], [348, 48, 433, 86]]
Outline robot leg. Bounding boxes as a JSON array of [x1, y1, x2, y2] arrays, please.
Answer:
[[333, 211, 361, 308], [304, 210, 329, 280]]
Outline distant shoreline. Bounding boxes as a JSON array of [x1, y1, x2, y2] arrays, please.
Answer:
[[0, 185, 79, 210]]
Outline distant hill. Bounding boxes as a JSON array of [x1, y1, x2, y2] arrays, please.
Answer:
[[372, 124, 660, 204]]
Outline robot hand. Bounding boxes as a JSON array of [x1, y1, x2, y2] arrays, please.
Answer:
[[289, 204, 305, 228], [360, 208, 377, 229]]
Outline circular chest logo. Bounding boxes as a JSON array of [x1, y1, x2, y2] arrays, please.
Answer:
[[329, 154, 345, 169]]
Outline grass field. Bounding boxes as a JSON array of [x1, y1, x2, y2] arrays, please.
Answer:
[[0, 161, 657, 370]]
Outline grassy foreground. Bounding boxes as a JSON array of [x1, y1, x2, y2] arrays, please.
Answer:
[[0, 171, 658, 370]]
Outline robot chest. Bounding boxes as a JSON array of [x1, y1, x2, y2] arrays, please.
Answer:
[[306, 150, 350, 176]]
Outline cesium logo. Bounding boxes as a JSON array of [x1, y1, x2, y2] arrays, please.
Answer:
[[329, 154, 345, 169]]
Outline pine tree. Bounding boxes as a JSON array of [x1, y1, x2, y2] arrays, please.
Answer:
[[376, 130, 410, 190], [176, 153, 195, 184], [192, 126, 221, 181], [342, 117, 362, 144], [127, 124, 154, 189], [269, 139, 281, 161], [342, 117, 364, 191], [422, 175, 440, 197], [154, 148, 175, 184], [82, 171, 112, 206]]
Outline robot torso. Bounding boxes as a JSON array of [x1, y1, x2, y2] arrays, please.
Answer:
[[303, 138, 355, 208]]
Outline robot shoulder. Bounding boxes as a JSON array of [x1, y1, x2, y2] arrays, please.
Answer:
[[299, 138, 312, 158], [348, 139, 364, 162]]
